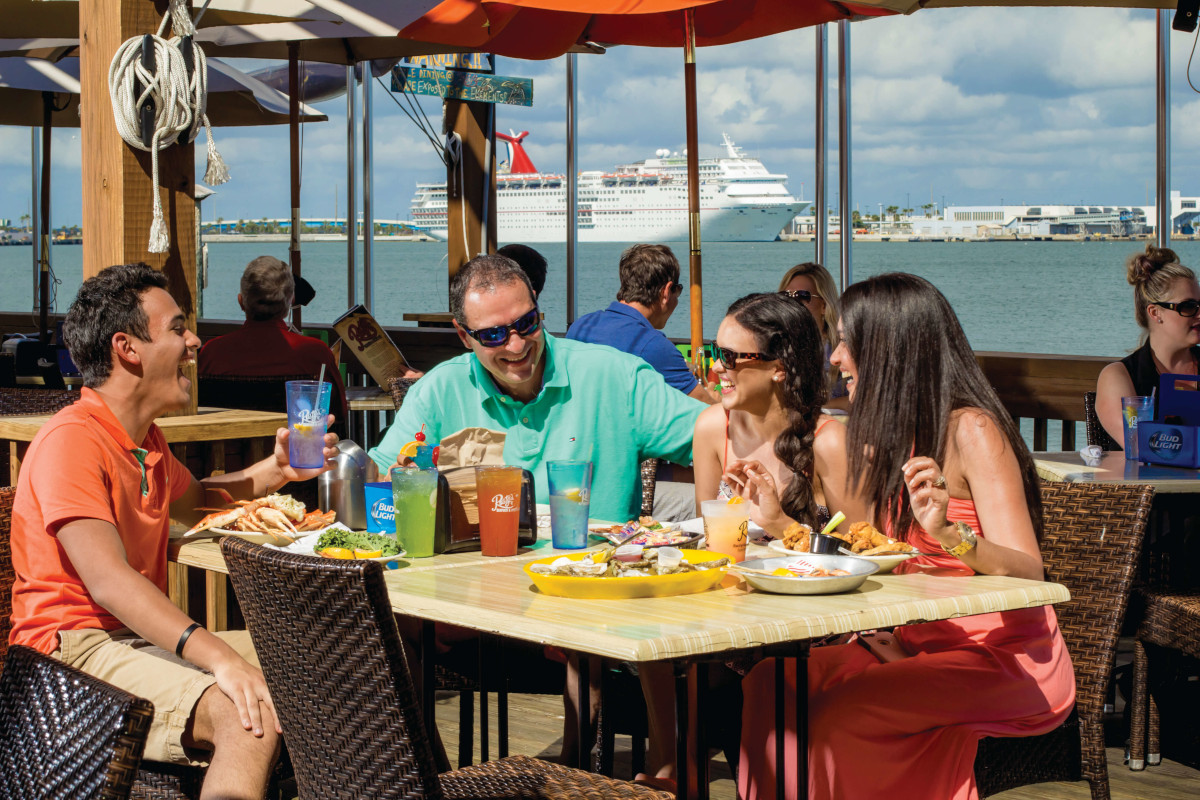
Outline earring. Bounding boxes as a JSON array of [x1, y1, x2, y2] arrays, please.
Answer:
[[773, 375, 783, 383]]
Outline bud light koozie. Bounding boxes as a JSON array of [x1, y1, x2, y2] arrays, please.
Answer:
[[1138, 422, 1200, 468], [364, 481, 397, 533]]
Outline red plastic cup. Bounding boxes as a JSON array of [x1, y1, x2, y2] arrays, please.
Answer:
[[475, 465, 522, 556]]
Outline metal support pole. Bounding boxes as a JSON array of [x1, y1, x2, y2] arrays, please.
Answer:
[[346, 65, 357, 307], [837, 20, 852, 290], [565, 52, 578, 324], [288, 43, 302, 331], [30, 128, 40, 313], [1157, 10, 1171, 247], [363, 65, 375, 312], [684, 9, 704, 371], [815, 25, 827, 267]]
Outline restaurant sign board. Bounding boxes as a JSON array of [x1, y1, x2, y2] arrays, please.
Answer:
[[390, 67, 533, 107]]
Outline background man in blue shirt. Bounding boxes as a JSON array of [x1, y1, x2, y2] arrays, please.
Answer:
[[568, 244, 716, 404]]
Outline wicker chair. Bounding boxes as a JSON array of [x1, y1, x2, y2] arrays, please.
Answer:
[[220, 535, 674, 800], [1128, 513, 1200, 771], [0, 644, 153, 800], [388, 376, 418, 408], [1083, 391, 1122, 452], [638, 458, 659, 518], [973, 482, 1155, 800]]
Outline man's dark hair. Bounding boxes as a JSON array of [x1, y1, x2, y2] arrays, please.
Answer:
[[240, 255, 295, 321], [497, 243, 547, 296], [449, 254, 535, 328], [616, 243, 680, 306], [62, 263, 169, 388]]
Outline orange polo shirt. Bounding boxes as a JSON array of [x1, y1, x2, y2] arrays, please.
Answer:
[[9, 388, 193, 654]]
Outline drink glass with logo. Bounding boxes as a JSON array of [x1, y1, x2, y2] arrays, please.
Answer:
[[391, 466, 439, 557], [547, 460, 592, 549], [475, 465, 522, 556], [701, 498, 749, 563], [1121, 395, 1154, 460], [285, 380, 332, 469]]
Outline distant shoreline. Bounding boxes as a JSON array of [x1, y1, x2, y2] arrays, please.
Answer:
[[201, 233, 437, 243]]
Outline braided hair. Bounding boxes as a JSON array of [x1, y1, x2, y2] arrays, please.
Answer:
[[727, 292, 827, 525]]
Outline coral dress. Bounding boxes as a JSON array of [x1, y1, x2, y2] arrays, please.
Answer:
[[737, 498, 1076, 800]]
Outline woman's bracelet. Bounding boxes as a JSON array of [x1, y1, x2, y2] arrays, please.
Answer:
[[176, 622, 203, 658]]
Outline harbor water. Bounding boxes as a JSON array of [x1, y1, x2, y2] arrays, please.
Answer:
[[7, 239, 1200, 359]]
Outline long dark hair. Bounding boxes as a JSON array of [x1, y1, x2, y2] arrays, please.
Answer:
[[727, 292, 827, 525], [840, 273, 1043, 540]]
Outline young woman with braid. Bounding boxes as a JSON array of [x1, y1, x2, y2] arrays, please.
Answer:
[[737, 273, 1074, 800], [693, 291, 867, 534], [633, 293, 868, 792]]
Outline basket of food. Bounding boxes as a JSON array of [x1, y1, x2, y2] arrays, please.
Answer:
[[768, 520, 921, 574]]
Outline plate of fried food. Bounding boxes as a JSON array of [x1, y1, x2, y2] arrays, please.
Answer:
[[768, 521, 920, 574], [185, 493, 337, 542]]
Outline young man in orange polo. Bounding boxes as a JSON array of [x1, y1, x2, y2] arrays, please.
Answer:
[[8, 264, 337, 799]]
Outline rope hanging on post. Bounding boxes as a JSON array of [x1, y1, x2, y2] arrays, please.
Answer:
[[108, 0, 229, 254]]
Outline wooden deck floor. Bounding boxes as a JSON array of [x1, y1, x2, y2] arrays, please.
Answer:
[[432, 691, 1200, 800]]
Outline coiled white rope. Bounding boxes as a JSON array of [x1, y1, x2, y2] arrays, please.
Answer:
[[444, 131, 469, 252], [108, 0, 228, 253]]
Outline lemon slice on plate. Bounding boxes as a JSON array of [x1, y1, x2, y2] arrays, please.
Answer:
[[318, 547, 354, 559], [354, 548, 384, 559]]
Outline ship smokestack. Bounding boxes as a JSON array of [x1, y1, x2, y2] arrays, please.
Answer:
[[495, 130, 538, 174]]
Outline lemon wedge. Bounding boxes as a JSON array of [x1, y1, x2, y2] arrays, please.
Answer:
[[293, 423, 312, 434], [398, 440, 421, 458], [771, 568, 794, 577], [562, 488, 583, 503], [726, 495, 745, 505], [318, 547, 354, 559], [354, 548, 384, 559]]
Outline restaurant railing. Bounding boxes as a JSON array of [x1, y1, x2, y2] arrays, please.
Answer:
[[0, 314, 1111, 453]]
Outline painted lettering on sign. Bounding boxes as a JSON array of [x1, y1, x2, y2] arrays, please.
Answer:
[[405, 53, 492, 71], [391, 67, 534, 107]]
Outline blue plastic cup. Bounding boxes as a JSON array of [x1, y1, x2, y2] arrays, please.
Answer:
[[546, 460, 593, 549], [1121, 395, 1154, 460]]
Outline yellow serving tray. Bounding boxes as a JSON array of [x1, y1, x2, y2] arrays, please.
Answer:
[[524, 550, 730, 599]]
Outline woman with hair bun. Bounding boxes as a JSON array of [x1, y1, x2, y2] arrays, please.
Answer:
[[1096, 245, 1200, 445]]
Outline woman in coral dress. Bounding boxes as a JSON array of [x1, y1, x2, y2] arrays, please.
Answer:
[[737, 273, 1076, 800]]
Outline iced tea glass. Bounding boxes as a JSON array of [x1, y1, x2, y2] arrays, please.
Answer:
[[475, 465, 522, 556]]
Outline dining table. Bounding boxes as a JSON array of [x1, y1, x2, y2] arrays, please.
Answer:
[[169, 524, 1069, 800]]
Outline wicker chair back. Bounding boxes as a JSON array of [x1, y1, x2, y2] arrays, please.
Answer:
[[221, 536, 444, 799], [0, 486, 16, 669], [0, 644, 153, 800], [975, 481, 1155, 798], [1083, 391, 1122, 452]]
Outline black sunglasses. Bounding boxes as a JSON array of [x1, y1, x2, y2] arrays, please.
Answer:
[[1153, 299, 1200, 319], [780, 289, 819, 303], [713, 345, 776, 369], [463, 307, 541, 347], [670, 282, 684, 295]]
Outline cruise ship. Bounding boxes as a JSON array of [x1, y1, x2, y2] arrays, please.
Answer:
[[410, 132, 806, 243]]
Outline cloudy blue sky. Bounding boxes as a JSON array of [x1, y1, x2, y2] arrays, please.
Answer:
[[3, 7, 1200, 227]]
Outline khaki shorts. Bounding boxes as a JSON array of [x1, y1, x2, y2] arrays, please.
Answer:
[[53, 627, 259, 765]]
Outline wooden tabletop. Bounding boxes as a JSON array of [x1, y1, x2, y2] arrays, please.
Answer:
[[171, 532, 1069, 665], [1034, 450, 1200, 493], [0, 407, 287, 444]]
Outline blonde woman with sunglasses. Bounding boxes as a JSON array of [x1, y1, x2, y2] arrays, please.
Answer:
[[1096, 245, 1200, 446], [779, 262, 849, 411]]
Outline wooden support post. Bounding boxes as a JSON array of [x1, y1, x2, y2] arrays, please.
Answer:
[[80, 0, 198, 415], [445, 99, 497, 282]]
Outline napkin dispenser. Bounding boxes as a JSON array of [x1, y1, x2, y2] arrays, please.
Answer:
[[1137, 373, 1200, 468], [317, 440, 369, 530]]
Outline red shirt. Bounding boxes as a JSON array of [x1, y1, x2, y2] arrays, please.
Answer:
[[9, 388, 192, 654], [198, 318, 347, 418]]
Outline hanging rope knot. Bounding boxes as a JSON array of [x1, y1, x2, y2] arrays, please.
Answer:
[[108, 0, 227, 254]]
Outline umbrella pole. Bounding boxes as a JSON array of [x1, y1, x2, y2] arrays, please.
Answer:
[[566, 52, 578, 325], [684, 9, 703, 374], [837, 20, 852, 289], [289, 42, 303, 331], [39, 92, 52, 344]]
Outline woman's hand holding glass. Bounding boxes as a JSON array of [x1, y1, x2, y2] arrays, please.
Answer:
[[723, 459, 790, 536]]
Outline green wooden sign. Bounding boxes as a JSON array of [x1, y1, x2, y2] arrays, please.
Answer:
[[390, 67, 533, 107]]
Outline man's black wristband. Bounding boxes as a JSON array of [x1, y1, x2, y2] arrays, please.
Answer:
[[176, 622, 203, 658]]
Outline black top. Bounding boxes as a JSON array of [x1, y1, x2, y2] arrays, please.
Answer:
[[1120, 341, 1200, 404]]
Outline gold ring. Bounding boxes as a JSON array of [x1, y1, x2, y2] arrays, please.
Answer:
[[932, 476, 947, 489]]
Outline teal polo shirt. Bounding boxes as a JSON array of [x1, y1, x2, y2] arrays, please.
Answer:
[[368, 334, 704, 522]]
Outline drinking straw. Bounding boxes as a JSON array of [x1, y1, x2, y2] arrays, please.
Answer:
[[317, 364, 326, 393]]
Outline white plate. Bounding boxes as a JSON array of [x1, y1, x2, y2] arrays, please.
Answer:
[[264, 527, 404, 562], [679, 517, 769, 544], [766, 538, 920, 574]]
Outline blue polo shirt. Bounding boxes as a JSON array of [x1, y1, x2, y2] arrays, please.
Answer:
[[567, 302, 699, 395], [368, 334, 704, 522]]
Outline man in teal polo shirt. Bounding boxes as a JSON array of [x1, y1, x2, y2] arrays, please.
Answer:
[[368, 253, 704, 523]]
